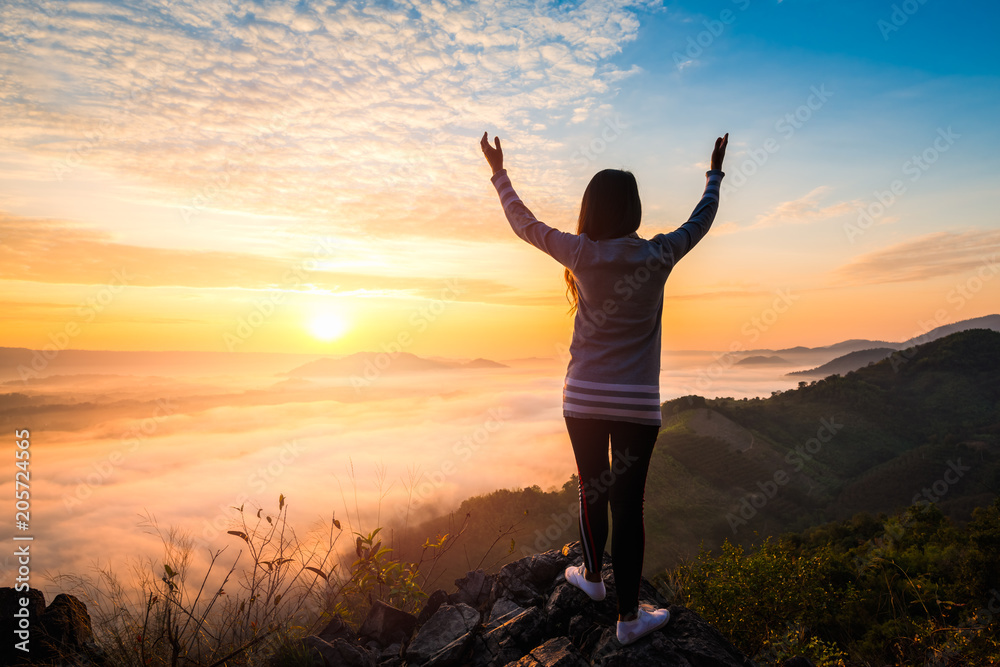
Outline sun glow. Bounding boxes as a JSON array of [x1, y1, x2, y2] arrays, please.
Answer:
[[308, 311, 349, 342]]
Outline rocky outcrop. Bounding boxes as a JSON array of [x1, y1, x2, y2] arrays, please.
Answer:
[[291, 542, 754, 666], [0, 587, 108, 666], [4, 543, 766, 666]]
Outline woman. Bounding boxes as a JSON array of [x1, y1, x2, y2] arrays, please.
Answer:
[[480, 130, 728, 645]]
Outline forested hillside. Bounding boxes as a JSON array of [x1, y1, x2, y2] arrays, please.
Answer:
[[392, 330, 999, 595]]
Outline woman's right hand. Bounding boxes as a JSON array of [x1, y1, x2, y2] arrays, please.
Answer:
[[481, 132, 504, 175], [711, 133, 728, 172]]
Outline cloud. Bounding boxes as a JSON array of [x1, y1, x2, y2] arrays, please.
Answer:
[[4, 367, 574, 586], [0, 211, 535, 303], [1, 0, 650, 240], [665, 288, 774, 302], [831, 229, 1000, 285], [716, 187, 860, 235], [0, 347, 801, 587]]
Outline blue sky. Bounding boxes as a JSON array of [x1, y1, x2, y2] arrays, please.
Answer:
[[1, 0, 998, 355]]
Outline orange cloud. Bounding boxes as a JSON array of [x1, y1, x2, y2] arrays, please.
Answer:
[[832, 229, 1000, 286]]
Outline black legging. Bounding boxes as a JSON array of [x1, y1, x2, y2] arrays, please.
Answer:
[[565, 416, 658, 615]]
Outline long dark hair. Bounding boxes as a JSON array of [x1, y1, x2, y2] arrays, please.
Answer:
[[565, 169, 642, 311]]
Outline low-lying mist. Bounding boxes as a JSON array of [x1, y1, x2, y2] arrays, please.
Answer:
[[0, 348, 818, 602]]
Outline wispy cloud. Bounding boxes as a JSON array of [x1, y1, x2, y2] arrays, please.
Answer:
[[0, 212, 523, 302], [831, 229, 1000, 285], [716, 186, 859, 235], [1, 0, 649, 239]]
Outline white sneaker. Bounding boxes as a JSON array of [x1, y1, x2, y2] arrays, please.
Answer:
[[616, 604, 670, 645], [564, 563, 606, 601]]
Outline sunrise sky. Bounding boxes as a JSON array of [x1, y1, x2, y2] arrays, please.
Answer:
[[2, 0, 999, 358]]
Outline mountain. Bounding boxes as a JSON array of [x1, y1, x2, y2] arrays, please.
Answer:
[[786, 347, 896, 377], [783, 315, 1000, 377], [283, 352, 452, 377], [395, 329, 1000, 587], [0, 347, 330, 383], [897, 313, 1000, 348], [774, 338, 896, 355], [740, 314, 1000, 358], [734, 355, 787, 365], [464, 358, 509, 369], [282, 352, 507, 377], [657, 329, 1000, 548]]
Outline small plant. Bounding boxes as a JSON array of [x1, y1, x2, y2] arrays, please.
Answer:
[[53, 495, 346, 666], [53, 480, 495, 666], [760, 623, 848, 667], [314, 527, 427, 624]]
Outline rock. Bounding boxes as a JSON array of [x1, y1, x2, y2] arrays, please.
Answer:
[[471, 606, 547, 667], [491, 543, 749, 667], [0, 588, 108, 666], [544, 582, 590, 636], [449, 569, 493, 610], [491, 546, 576, 608], [586, 605, 751, 666], [302, 635, 376, 667], [378, 642, 404, 667], [0, 587, 45, 665], [358, 600, 417, 647], [415, 589, 449, 627], [274, 543, 753, 667], [317, 613, 355, 643], [297, 611, 380, 667], [506, 636, 589, 667], [469, 629, 525, 667], [487, 598, 525, 628], [38, 593, 94, 646], [5, 543, 753, 667], [405, 602, 480, 666]]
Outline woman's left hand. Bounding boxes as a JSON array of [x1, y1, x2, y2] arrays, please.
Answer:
[[480, 132, 503, 175], [711, 133, 728, 172]]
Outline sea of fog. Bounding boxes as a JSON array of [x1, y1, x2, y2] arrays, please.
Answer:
[[0, 348, 835, 606]]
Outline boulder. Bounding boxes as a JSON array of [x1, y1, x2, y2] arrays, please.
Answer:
[[358, 600, 418, 647], [405, 603, 480, 666], [0, 588, 108, 666], [415, 589, 449, 627], [448, 569, 493, 610], [8, 543, 761, 667], [317, 612, 356, 643], [487, 598, 525, 628], [470, 606, 545, 667], [302, 635, 376, 667], [505, 636, 589, 667], [0, 587, 46, 665]]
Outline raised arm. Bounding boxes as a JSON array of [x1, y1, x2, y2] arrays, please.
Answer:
[[653, 133, 728, 262], [481, 132, 582, 268]]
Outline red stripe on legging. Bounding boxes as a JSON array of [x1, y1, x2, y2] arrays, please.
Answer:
[[577, 470, 597, 572]]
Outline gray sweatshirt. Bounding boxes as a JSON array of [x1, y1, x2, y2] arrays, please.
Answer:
[[491, 168, 724, 425]]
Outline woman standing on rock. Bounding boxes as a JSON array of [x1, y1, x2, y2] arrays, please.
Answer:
[[480, 130, 727, 645]]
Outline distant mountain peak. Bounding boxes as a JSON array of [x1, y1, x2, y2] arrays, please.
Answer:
[[281, 352, 507, 377], [464, 358, 509, 369], [735, 355, 787, 366]]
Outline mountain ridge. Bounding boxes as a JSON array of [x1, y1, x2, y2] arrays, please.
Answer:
[[394, 329, 1000, 590]]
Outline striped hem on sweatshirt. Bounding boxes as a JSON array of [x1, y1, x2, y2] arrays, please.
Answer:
[[562, 377, 661, 426]]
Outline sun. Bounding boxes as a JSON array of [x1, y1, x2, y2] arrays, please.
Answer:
[[308, 311, 349, 342]]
